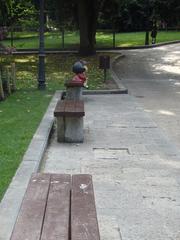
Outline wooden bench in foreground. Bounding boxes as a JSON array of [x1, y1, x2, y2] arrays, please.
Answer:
[[10, 173, 100, 240], [54, 100, 85, 143]]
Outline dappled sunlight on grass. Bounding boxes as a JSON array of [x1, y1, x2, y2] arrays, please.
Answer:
[[15, 58, 32, 63], [0, 53, 116, 92]]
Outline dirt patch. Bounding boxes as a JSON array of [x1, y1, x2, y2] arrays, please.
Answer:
[[101, 78, 119, 90]]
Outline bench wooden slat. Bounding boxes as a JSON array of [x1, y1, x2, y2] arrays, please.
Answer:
[[65, 100, 76, 114], [65, 81, 84, 87], [54, 100, 65, 117], [41, 174, 71, 240], [75, 101, 84, 114], [10, 173, 51, 240], [54, 100, 84, 117], [71, 174, 100, 240]]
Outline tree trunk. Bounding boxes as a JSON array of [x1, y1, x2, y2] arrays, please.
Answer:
[[77, 0, 98, 56], [145, 30, 149, 45], [145, 18, 150, 45]]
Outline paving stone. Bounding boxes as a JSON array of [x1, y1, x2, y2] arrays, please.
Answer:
[[97, 214, 122, 240]]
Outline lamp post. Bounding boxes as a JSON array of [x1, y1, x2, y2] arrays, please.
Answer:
[[144, 0, 150, 45], [38, 0, 46, 89]]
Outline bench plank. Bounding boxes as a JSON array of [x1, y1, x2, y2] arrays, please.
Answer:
[[65, 81, 84, 88], [41, 174, 71, 240], [75, 101, 84, 114], [54, 100, 65, 117], [54, 100, 84, 117], [10, 173, 51, 240], [65, 100, 76, 114], [71, 174, 100, 240]]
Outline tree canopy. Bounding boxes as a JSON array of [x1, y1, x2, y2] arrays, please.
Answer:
[[46, 0, 180, 54], [0, 0, 179, 54]]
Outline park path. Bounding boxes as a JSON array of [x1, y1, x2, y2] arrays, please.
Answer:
[[42, 93, 180, 240], [113, 43, 180, 149], [42, 44, 180, 240]]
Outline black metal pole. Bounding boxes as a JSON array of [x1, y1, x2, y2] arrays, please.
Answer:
[[38, 0, 46, 90], [113, 30, 115, 49], [144, 0, 150, 46], [10, 25, 13, 47], [104, 68, 107, 82], [62, 28, 64, 49], [145, 29, 149, 45]]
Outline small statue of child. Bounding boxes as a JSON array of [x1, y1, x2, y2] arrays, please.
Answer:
[[72, 60, 89, 88]]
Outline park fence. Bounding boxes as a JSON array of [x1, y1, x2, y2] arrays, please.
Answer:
[[1, 26, 126, 50]]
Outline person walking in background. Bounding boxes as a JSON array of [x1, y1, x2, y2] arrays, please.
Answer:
[[151, 24, 157, 44]]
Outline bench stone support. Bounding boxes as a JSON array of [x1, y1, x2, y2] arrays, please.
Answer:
[[57, 117, 65, 142], [66, 86, 83, 100], [54, 100, 84, 143], [57, 116, 84, 143], [65, 117, 84, 143]]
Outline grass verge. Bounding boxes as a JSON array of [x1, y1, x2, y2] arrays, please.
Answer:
[[0, 89, 53, 199]]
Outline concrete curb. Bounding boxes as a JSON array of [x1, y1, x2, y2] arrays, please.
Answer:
[[0, 91, 61, 240], [83, 89, 128, 94], [104, 40, 180, 50], [110, 54, 128, 94]]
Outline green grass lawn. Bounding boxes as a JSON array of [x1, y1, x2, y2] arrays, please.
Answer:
[[2, 31, 80, 49], [0, 53, 114, 200], [0, 89, 53, 199], [1, 30, 180, 49], [96, 30, 180, 47]]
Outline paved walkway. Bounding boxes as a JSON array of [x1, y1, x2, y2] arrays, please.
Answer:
[[42, 94, 180, 240], [113, 43, 180, 149]]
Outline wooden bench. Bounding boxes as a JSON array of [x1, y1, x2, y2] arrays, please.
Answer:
[[10, 173, 100, 240], [54, 100, 85, 143], [65, 80, 84, 100]]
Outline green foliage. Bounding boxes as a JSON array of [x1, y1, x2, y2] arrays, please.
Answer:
[[0, 0, 12, 25], [9, 0, 38, 29], [46, 0, 77, 30], [99, 0, 180, 31]]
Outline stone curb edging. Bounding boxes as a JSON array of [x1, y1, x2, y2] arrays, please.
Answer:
[[100, 40, 180, 51], [0, 91, 61, 240], [62, 88, 128, 96], [83, 89, 128, 94], [110, 54, 128, 94]]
